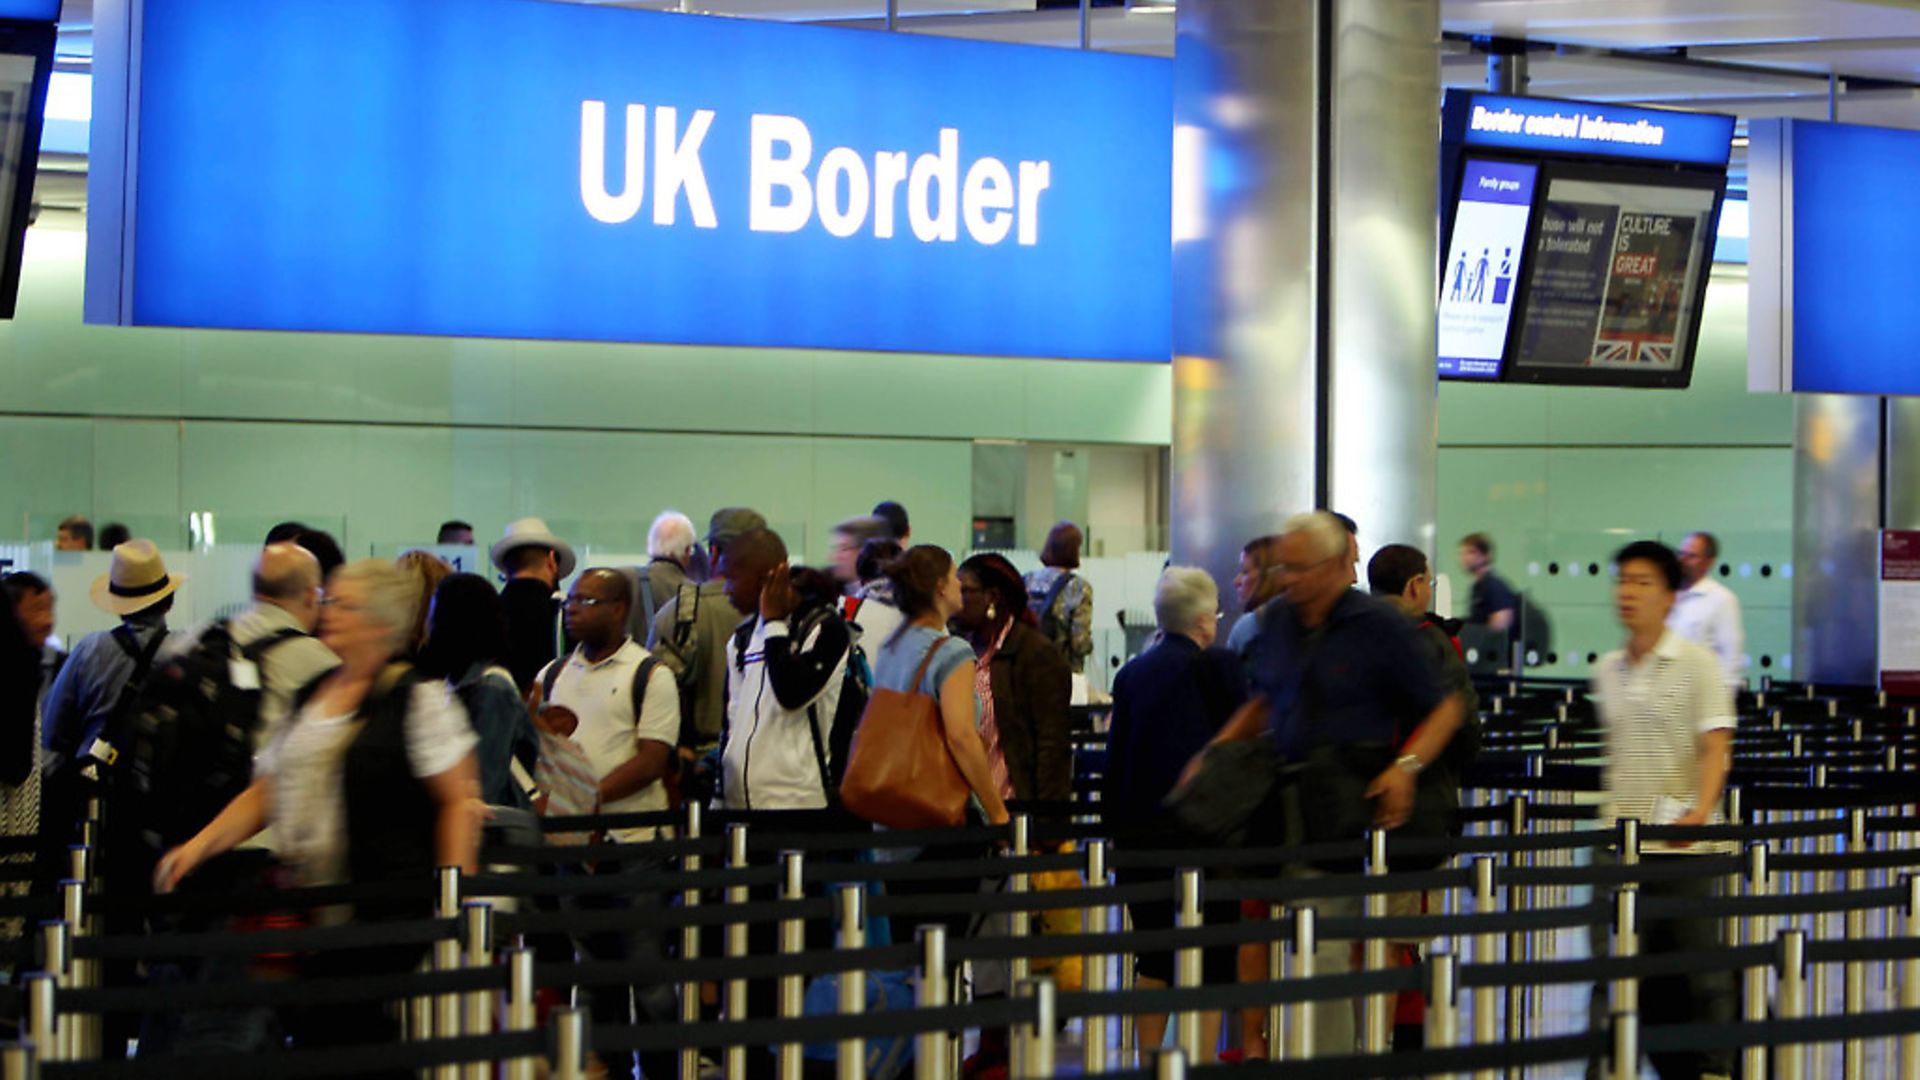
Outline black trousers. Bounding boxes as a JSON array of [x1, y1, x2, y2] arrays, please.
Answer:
[[572, 857, 678, 1079], [1586, 853, 1735, 1080], [283, 946, 423, 1080]]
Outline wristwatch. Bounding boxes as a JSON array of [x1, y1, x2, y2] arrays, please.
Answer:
[[1394, 753, 1425, 776]]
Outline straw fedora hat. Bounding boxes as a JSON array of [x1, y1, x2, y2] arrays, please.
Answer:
[[490, 518, 577, 579], [90, 539, 187, 617]]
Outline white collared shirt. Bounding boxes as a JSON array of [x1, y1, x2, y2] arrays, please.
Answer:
[[1667, 576, 1745, 692], [543, 639, 680, 842], [1592, 629, 1736, 853]]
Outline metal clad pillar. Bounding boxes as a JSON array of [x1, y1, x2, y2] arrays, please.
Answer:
[[1326, 1, 1443, 558], [1171, 0, 1440, 587], [1791, 393, 1882, 685]]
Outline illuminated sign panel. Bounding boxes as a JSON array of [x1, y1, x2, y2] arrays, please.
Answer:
[[1449, 93, 1734, 167], [1750, 119, 1920, 395], [88, 0, 1173, 361], [0, 2, 60, 20]]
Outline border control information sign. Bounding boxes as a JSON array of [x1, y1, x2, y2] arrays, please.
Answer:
[[1878, 530, 1920, 696], [86, 0, 1173, 361]]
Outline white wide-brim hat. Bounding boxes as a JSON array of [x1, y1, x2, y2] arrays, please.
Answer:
[[90, 539, 187, 617], [490, 518, 577, 579]]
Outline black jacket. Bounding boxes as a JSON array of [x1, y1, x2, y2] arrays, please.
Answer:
[[985, 621, 1074, 803], [500, 577, 559, 695]]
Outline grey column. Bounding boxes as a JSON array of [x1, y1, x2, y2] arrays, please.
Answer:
[[1885, 398, 1920, 530], [1791, 394, 1882, 685], [1169, 0, 1440, 593]]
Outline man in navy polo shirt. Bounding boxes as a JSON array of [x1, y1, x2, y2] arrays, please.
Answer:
[[1208, 511, 1465, 1056]]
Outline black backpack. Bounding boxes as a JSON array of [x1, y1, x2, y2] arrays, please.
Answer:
[[115, 621, 309, 853], [792, 602, 871, 803]]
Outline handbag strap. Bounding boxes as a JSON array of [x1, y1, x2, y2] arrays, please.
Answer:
[[908, 635, 947, 693]]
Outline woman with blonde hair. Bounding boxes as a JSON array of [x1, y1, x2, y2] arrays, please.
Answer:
[[156, 559, 479, 1075]]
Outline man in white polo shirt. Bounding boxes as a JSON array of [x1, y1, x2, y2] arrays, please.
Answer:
[[534, 567, 680, 1080], [1590, 540, 1735, 1080], [1668, 531, 1746, 693]]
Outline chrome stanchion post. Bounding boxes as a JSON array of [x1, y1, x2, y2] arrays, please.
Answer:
[[1152, 1046, 1187, 1079], [57, 879, 95, 1061], [1361, 831, 1390, 1056], [777, 850, 807, 1080], [38, 921, 70, 1062], [81, 797, 100, 854], [1119, 893, 1136, 1066], [1266, 903, 1286, 1062], [434, 866, 464, 1077], [25, 974, 55, 1066], [1470, 856, 1497, 1072], [551, 1005, 587, 1080], [1812, 803, 1838, 1029], [504, 947, 537, 1080], [834, 884, 867, 1080], [1742, 843, 1772, 1080], [679, 801, 705, 1080], [1011, 977, 1057, 1080], [1609, 889, 1639, 1017], [1723, 788, 1744, 977], [0, 1041, 35, 1080], [1286, 907, 1315, 1061], [1173, 868, 1203, 1063], [1503, 796, 1530, 1053], [1845, 810, 1869, 1079], [916, 926, 952, 1080], [461, 900, 495, 1080], [1899, 874, 1920, 1080], [724, 824, 751, 1080], [65, 838, 91, 1060], [1608, 1010, 1639, 1080], [1425, 951, 1459, 1054], [1511, 792, 1545, 1044], [1080, 841, 1110, 1075], [1886, 750, 1905, 1001], [1008, 815, 1032, 989], [1777, 928, 1809, 1080]]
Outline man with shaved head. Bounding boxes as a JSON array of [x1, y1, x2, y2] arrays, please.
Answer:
[[531, 567, 681, 1079], [717, 527, 862, 1078], [718, 526, 854, 813]]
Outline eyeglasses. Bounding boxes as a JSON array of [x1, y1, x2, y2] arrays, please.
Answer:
[[563, 596, 612, 609], [318, 596, 364, 613]]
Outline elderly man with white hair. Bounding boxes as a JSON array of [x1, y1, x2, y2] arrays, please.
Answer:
[[635, 510, 699, 630], [1103, 565, 1246, 1063], [1202, 511, 1466, 1058]]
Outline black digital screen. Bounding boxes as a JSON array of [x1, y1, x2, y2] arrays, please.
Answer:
[[1505, 164, 1722, 389], [0, 17, 56, 319]]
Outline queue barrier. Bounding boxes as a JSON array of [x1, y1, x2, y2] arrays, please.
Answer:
[[10, 811, 1920, 1078], [6, 681, 1919, 1077]]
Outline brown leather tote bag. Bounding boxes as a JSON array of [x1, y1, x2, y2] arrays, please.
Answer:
[[838, 637, 971, 829]]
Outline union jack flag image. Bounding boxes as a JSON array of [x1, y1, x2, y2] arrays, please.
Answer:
[[1593, 336, 1676, 367], [1592, 339, 1633, 364]]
